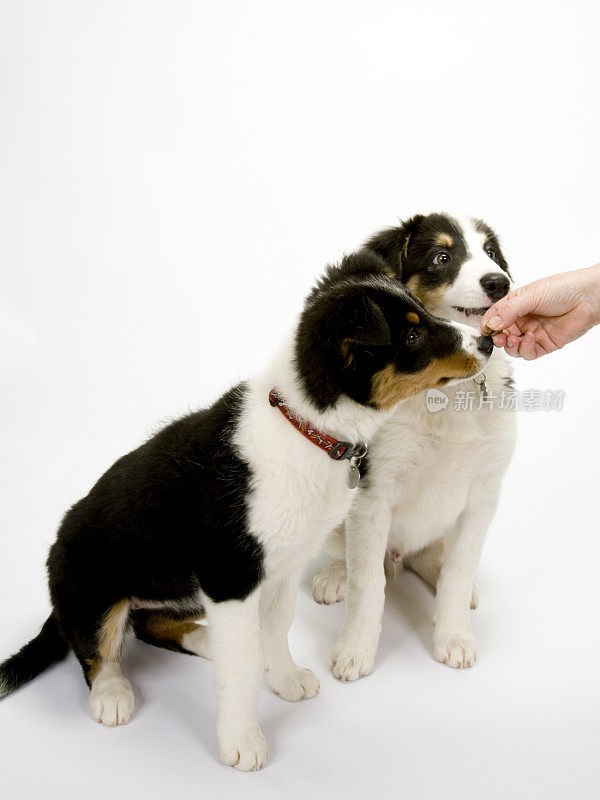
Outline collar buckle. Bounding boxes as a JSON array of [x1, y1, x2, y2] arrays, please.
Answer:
[[329, 441, 367, 462], [328, 441, 353, 460]]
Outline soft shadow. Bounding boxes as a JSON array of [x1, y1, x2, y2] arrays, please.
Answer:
[[299, 557, 436, 668], [383, 568, 434, 654]]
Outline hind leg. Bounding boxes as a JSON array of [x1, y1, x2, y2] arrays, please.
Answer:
[[313, 559, 347, 604], [74, 600, 135, 727], [133, 611, 211, 659], [405, 541, 479, 610], [404, 540, 444, 590], [87, 661, 135, 727]]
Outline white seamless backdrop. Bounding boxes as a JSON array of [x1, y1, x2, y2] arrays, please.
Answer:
[[1, 2, 599, 799]]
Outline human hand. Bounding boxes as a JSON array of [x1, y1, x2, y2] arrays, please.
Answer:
[[480, 264, 600, 360]]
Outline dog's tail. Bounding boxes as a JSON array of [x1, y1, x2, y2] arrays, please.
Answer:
[[0, 614, 69, 699]]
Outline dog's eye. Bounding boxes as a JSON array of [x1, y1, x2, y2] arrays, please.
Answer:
[[405, 329, 420, 346], [432, 251, 450, 266], [487, 248, 496, 260]]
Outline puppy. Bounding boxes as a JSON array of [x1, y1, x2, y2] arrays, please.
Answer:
[[313, 214, 516, 676], [0, 248, 491, 770]]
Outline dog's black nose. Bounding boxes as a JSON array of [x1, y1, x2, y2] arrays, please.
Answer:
[[476, 335, 494, 356], [480, 272, 510, 302]]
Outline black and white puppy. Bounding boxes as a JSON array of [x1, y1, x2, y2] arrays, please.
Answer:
[[313, 214, 516, 676], [0, 249, 491, 770]]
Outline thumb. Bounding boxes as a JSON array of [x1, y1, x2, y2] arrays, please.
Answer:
[[481, 288, 535, 333]]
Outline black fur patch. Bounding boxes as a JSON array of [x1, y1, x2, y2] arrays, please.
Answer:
[[44, 383, 261, 667], [295, 254, 466, 410], [366, 213, 510, 286], [0, 615, 68, 698], [1, 247, 482, 698]]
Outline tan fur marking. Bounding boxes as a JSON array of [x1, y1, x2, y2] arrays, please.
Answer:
[[405, 275, 447, 311], [86, 659, 101, 684], [144, 613, 200, 644], [434, 233, 453, 248], [406, 312, 420, 324], [370, 353, 481, 409], [98, 600, 130, 662], [341, 337, 354, 366]]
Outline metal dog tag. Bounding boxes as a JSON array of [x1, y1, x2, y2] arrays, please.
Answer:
[[346, 444, 367, 489], [473, 373, 488, 399], [348, 464, 360, 489]]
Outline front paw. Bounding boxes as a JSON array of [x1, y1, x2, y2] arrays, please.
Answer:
[[331, 635, 377, 682], [218, 726, 269, 772], [265, 665, 320, 701], [434, 635, 478, 668]]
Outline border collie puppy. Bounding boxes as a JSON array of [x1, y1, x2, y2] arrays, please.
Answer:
[[0, 249, 491, 771], [313, 214, 516, 676]]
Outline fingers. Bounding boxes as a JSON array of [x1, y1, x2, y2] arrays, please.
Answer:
[[518, 332, 537, 360], [497, 331, 541, 360], [505, 322, 524, 337], [481, 290, 540, 335], [504, 334, 522, 358], [481, 302, 517, 334], [491, 322, 521, 348]]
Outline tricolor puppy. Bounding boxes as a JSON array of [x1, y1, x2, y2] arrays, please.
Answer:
[[0, 249, 490, 771], [313, 214, 516, 676]]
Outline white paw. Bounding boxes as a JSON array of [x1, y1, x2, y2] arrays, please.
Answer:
[[265, 665, 320, 701], [434, 636, 478, 668], [470, 581, 479, 610], [181, 625, 212, 659], [313, 562, 347, 605], [219, 726, 268, 772], [331, 636, 377, 682], [89, 675, 135, 726]]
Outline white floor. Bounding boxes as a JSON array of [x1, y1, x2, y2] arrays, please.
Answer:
[[2, 1, 600, 796], [1, 402, 599, 800]]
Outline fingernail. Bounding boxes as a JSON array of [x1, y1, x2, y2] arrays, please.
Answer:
[[507, 335, 518, 347], [487, 315, 503, 330]]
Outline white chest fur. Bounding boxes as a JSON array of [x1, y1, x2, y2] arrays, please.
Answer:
[[234, 337, 384, 580], [362, 349, 516, 555]]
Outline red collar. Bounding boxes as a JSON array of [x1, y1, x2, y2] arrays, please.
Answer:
[[268, 387, 367, 462]]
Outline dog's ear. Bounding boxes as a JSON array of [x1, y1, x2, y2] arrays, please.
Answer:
[[340, 296, 391, 366], [296, 287, 395, 408], [365, 215, 423, 280]]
